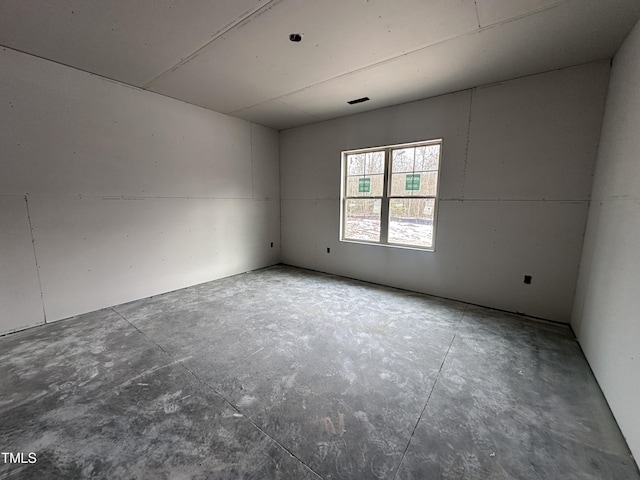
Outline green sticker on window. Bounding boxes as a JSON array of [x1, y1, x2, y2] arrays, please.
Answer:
[[405, 174, 421, 190], [358, 177, 371, 193]]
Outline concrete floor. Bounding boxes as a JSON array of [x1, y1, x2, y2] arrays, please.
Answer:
[[0, 265, 638, 479]]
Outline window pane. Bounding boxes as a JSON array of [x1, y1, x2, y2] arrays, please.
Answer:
[[388, 198, 435, 248], [347, 153, 366, 176], [346, 173, 384, 197], [390, 144, 439, 197], [389, 171, 437, 196], [390, 172, 415, 196], [391, 148, 415, 173], [347, 151, 385, 176], [365, 151, 385, 175], [344, 199, 381, 242], [414, 145, 440, 171], [417, 171, 438, 196]]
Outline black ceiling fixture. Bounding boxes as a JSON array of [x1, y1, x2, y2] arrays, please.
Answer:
[[347, 96, 370, 105], [289, 33, 302, 42]]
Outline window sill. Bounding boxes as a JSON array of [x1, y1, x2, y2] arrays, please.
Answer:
[[339, 238, 435, 252]]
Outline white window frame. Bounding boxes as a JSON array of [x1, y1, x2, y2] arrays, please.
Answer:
[[339, 139, 442, 251]]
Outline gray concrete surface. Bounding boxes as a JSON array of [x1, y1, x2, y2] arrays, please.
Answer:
[[0, 265, 637, 479]]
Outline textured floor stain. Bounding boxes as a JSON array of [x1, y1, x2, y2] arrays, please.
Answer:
[[311, 413, 346, 436]]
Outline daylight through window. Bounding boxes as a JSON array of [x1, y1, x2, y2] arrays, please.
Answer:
[[340, 139, 441, 250]]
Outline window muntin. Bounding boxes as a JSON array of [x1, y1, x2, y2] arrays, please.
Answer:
[[341, 140, 441, 250]]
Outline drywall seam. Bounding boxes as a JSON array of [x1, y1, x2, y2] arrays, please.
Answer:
[[228, 3, 573, 118], [462, 88, 474, 199], [20, 195, 256, 201], [0, 44, 256, 126], [473, 1, 481, 28], [284, 197, 587, 203], [142, 0, 285, 89], [279, 131, 283, 254], [250, 123, 255, 199], [24, 194, 46, 323], [440, 198, 588, 203]]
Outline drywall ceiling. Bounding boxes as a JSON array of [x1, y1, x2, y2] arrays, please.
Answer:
[[1, 0, 639, 130]]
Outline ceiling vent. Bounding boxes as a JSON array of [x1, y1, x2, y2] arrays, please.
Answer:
[[347, 96, 370, 105]]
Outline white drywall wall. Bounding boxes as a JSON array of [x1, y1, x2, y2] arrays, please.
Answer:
[[0, 196, 44, 333], [572, 20, 640, 460], [280, 61, 610, 323], [0, 46, 280, 330]]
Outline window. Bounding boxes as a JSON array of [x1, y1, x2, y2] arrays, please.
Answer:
[[340, 139, 441, 250]]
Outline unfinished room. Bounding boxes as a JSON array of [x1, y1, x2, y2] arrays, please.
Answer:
[[1, 1, 639, 478]]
